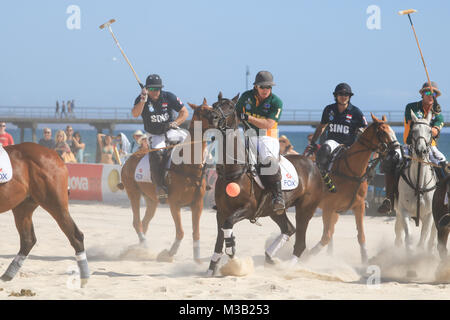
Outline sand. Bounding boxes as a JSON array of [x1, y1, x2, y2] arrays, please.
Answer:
[[0, 201, 448, 300]]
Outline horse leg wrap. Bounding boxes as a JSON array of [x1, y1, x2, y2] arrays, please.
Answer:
[[207, 252, 223, 276], [266, 234, 290, 259], [193, 240, 201, 261], [1, 254, 27, 281], [76, 251, 90, 280], [168, 239, 182, 256], [359, 244, 368, 264], [138, 232, 147, 244]]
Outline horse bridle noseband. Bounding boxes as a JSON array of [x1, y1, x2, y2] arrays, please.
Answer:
[[409, 121, 432, 156]]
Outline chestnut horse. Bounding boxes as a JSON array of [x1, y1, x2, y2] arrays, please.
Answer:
[[309, 115, 399, 263], [432, 174, 450, 260], [0, 143, 89, 285], [204, 93, 324, 275], [119, 102, 214, 262]]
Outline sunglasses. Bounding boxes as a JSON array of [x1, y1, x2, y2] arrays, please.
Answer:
[[44, 131, 51, 134], [259, 86, 272, 90], [424, 91, 437, 97], [146, 87, 160, 91]]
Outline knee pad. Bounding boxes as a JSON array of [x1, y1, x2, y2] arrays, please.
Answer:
[[316, 144, 331, 168]]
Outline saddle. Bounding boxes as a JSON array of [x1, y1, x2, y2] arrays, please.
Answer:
[[0, 145, 13, 183]]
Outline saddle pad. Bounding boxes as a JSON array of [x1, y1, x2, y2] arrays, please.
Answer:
[[0, 145, 13, 183], [135, 153, 152, 183], [254, 156, 299, 191]]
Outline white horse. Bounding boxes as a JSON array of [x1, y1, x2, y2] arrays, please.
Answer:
[[395, 110, 437, 254]]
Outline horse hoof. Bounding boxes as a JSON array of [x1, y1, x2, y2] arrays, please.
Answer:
[[80, 278, 89, 288], [0, 274, 12, 282], [265, 252, 279, 265], [157, 249, 174, 263]]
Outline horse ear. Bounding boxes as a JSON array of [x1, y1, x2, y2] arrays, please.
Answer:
[[202, 98, 208, 106], [218, 92, 223, 101], [410, 109, 418, 122], [382, 115, 387, 122], [232, 93, 240, 104], [371, 113, 380, 123], [187, 102, 198, 110]]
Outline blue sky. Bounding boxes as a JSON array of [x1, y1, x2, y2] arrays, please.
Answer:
[[1, 0, 449, 116]]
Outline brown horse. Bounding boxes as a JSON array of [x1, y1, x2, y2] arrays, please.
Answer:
[[309, 115, 398, 263], [204, 93, 324, 275], [119, 101, 214, 262], [432, 174, 450, 260], [0, 143, 89, 285]]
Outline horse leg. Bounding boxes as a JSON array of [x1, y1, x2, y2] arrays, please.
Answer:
[[427, 221, 437, 253], [266, 212, 296, 264], [290, 203, 317, 264], [165, 202, 184, 258], [207, 212, 227, 276], [310, 209, 338, 256], [128, 191, 146, 244], [354, 202, 368, 264], [190, 200, 203, 263], [436, 227, 449, 260], [222, 208, 249, 260], [1, 199, 38, 281], [141, 194, 158, 245], [40, 198, 90, 286], [394, 211, 404, 247]]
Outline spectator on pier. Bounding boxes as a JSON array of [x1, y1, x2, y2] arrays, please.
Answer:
[[0, 122, 14, 147], [97, 133, 119, 164], [72, 131, 85, 163], [54, 130, 76, 163], [38, 128, 56, 149], [67, 100, 72, 118], [61, 101, 67, 118], [55, 101, 60, 118]]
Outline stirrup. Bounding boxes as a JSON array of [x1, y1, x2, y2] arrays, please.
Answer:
[[272, 198, 285, 215]]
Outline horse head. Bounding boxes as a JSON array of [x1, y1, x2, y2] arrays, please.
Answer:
[[362, 114, 399, 154], [210, 92, 240, 131], [409, 110, 432, 159], [187, 98, 216, 132]]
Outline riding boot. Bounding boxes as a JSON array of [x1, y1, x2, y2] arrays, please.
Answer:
[[377, 172, 395, 214], [316, 144, 336, 193], [435, 161, 448, 183], [264, 170, 285, 215], [149, 151, 168, 201]]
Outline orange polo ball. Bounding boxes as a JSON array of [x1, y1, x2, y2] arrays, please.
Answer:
[[226, 182, 240, 197]]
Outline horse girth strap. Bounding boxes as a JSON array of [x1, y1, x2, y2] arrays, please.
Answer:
[[169, 165, 206, 186]]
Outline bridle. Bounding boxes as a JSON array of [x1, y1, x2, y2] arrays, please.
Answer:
[[211, 99, 237, 131], [409, 121, 432, 157]]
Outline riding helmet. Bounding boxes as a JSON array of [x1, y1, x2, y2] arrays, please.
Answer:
[[145, 74, 164, 88], [333, 83, 354, 96], [253, 71, 276, 87]]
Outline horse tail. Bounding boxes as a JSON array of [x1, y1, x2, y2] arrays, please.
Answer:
[[117, 182, 125, 190]]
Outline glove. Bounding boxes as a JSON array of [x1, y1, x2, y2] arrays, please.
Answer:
[[239, 112, 249, 122], [169, 121, 179, 129], [140, 88, 148, 102], [304, 142, 318, 156]]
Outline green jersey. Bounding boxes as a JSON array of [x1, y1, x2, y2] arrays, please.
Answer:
[[404, 100, 444, 146], [235, 89, 282, 138]]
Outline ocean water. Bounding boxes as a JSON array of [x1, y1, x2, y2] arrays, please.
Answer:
[[6, 126, 450, 163]]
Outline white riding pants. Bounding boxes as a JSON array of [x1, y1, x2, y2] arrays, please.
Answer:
[[147, 128, 188, 149]]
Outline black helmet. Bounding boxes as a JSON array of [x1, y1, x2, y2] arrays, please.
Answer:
[[333, 83, 353, 96], [145, 74, 164, 88], [253, 71, 276, 87]]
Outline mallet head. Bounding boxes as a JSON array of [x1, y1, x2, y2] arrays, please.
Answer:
[[99, 19, 116, 30], [398, 9, 417, 15]]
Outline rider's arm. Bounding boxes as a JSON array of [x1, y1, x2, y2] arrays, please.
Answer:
[[132, 88, 148, 118], [310, 123, 328, 144], [173, 106, 189, 126], [247, 116, 276, 130]]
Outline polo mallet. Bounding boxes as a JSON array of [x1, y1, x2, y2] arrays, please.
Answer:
[[398, 9, 434, 95], [99, 19, 144, 89]]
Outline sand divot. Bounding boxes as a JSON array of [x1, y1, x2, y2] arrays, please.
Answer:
[[220, 257, 254, 277], [118, 244, 156, 261]]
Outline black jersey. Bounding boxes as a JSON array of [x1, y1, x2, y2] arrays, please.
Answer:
[[134, 91, 184, 135], [320, 103, 367, 146]]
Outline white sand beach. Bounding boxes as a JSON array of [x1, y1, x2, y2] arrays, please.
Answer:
[[0, 201, 448, 300]]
